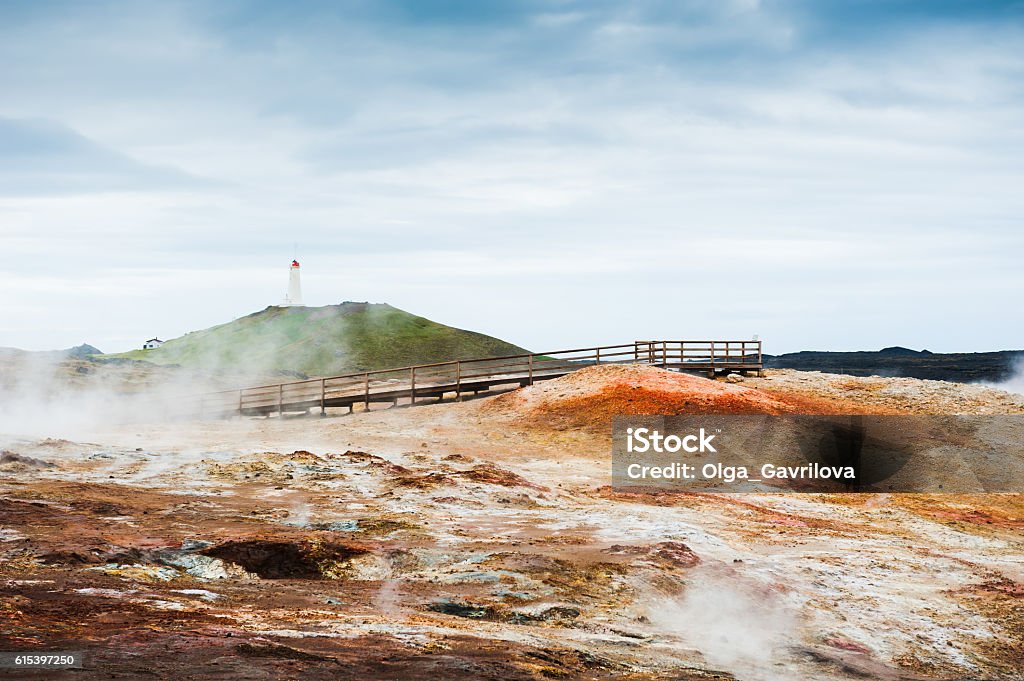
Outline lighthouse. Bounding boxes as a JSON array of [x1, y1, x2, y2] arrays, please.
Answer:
[[283, 260, 304, 306]]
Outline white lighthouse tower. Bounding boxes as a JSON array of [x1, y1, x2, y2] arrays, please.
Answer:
[[283, 259, 304, 306]]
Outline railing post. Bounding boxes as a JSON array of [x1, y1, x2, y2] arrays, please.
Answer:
[[238, 389, 243, 417], [633, 342, 639, 363], [364, 373, 370, 410], [456, 361, 462, 401], [710, 341, 716, 376], [596, 347, 601, 365], [278, 384, 284, 418], [410, 367, 416, 404], [661, 341, 667, 367], [528, 354, 534, 385], [320, 378, 326, 416]]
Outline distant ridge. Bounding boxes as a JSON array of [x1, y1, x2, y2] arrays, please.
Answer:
[[66, 343, 103, 358], [106, 302, 529, 379], [0, 343, 102, 360], [764, 348, 1023, 382], [878, 346, 931, 356]]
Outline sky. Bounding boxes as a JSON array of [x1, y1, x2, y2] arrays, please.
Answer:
[[1, 0, 1022, 355]]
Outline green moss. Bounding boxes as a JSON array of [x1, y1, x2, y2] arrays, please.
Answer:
[[103, 303, 528, 378]]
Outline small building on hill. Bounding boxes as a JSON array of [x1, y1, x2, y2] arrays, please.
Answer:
[[142, 338, 164, 350]]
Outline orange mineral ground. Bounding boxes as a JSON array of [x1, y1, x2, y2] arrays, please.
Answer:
[[484, 364, 909, 430], [1, 366, 1023, 680]]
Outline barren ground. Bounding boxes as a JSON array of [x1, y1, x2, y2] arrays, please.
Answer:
[[1, 366, 1023, 680]]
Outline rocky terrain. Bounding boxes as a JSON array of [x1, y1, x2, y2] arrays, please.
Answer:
[[764, 347, 1024, 383], [1, 366, 1022, 680], [750, 369, 1024, 415]]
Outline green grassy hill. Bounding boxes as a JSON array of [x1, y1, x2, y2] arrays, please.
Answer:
[[108, 303, 528, 379]]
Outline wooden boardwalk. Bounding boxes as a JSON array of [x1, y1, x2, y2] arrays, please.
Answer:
[[200, 340, 762, 418]]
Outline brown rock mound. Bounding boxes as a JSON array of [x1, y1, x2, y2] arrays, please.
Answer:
[[486, 364, 795, 431]]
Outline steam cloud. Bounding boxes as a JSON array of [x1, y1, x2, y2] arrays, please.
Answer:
[[649, 566, 800, 681], [0, 349, 215, 441], [988, 356, 1024, 396]]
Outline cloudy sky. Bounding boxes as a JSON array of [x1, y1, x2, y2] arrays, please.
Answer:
[[1, 0, 1022, 354]]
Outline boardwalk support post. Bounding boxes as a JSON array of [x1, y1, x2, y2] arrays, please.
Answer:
[[456, 362, 462, 402], [320, 378, 326, 416], [278, 384, 284, 418], [528, 354, 534, 385], [364, 373, 370, 410], [410, 367, 416, 405]]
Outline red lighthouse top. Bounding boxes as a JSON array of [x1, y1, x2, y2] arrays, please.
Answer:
[[291, 260, 300, 267]]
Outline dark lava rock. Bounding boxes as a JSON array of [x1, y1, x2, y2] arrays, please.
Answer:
[[0, 451, 56, 468], [428, 599, 491, 619], [202, 539, 367, 579]]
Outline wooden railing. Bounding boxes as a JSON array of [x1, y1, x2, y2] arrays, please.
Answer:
[[198, 339, 762, 418]]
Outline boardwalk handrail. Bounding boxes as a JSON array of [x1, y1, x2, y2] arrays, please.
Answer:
[[199, 339, 762, 418]]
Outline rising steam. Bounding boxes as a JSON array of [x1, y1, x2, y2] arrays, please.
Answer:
[[0, 348, 216, 441], [649, 566, 800, 681], [980, 355, 1024, 396]]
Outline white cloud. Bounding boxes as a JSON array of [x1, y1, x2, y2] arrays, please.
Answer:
[[0, 1, 1021, 354]]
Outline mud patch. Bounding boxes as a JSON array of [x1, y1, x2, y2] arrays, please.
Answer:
[[236, 641, 335, 662], [338, 450, 411, 474], [396, 463, 547, 492], [37, 549, 104, 565], [0, 451, 56, 469], [202, 539, 369, 579], [605, 541, 701, 569], [427, 598, 581, 626]]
